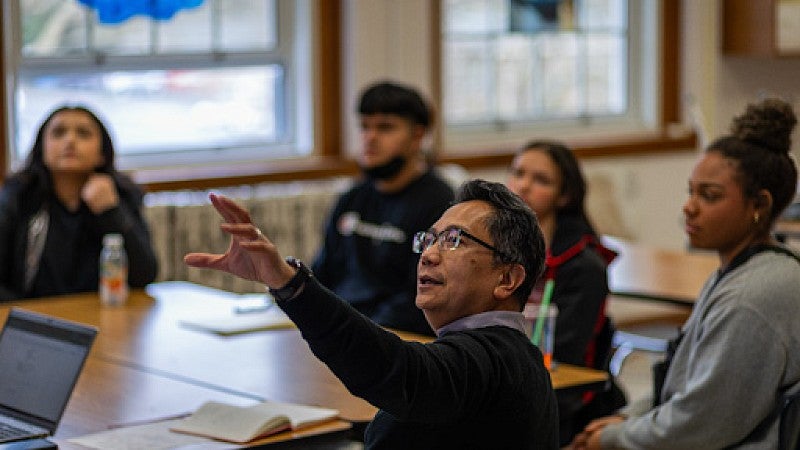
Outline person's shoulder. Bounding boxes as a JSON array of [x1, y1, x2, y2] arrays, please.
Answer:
[[551, 215, 596, 250], [756, 249, 800, 288], [112, 171, 145, 204], [550, 225, 608, 273], [557, 247, 607, 283], [438, 325, 531, 349], [720, 249, 800, 312], [419, 168, 456, 192], [744, 248, 800, 280], [435, 326, 554, 379], [331, 178, 375, 209], [0, 176, 24, 196], [0, 174, 33, 209], [405, 169, 455, 202], [575, 241, 608, 268], [337, 177, 373, 198]]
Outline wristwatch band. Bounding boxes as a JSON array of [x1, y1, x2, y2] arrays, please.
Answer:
[[269, 257, 312, 302]]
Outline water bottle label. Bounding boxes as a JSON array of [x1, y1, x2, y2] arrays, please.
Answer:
[[100, 267, 128, 306], [99, 233, 128, 306]]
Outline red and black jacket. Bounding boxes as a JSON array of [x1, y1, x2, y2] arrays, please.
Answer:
[[530, 214, 617, 371]]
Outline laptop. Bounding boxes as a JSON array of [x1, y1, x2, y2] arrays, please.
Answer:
[[0, 308, 97, 444]]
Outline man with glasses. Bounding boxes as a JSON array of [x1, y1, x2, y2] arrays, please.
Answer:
[[185, 179, 559, 449]]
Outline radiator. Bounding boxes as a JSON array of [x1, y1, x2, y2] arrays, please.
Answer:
[[142, 180, 347, 293]]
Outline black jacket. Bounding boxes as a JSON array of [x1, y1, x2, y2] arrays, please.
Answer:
[[0, 174, 158, 300], [530, 214, 624, 445]]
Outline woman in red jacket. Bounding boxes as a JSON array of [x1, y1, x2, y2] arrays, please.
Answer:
[[507, 140, 624, 446]]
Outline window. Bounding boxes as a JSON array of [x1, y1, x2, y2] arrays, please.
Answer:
[[441, 0, 658, 152], [3, 0, 313, 170]]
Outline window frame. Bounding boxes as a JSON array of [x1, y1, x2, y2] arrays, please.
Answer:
[[3, 0, 313, 172], [440, 0, 636, 139], [431, 0, 693, 167], [0, 0, 694, 193]]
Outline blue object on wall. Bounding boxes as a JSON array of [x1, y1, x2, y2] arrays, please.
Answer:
[[76, 0, 204, 24]]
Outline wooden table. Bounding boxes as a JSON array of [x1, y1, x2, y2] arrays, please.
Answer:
[[0, 282, 609, 446], [775, 219, 800, 242], [4, 284, 378, 423], [60, 357, 257, 440], [602, 236, 719, 305]]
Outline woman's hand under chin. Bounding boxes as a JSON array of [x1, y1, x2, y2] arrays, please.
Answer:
[[81, 173, 120, 214]]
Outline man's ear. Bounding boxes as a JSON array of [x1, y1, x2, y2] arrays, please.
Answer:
[[407, 123, 427, 156], [410, 123, 427, 145], [413, 123, 426, 137], [494, 263, 526, 300]]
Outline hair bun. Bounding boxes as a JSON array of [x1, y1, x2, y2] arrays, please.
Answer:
[[731, 98, 797, 155]]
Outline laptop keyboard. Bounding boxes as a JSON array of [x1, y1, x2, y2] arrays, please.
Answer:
[[0, 419, 44, 443]]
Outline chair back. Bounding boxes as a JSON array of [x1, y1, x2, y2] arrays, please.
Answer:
[[780, 390, 800, 450]]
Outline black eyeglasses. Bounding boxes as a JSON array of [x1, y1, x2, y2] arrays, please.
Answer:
[[412, 227, 509, 260]]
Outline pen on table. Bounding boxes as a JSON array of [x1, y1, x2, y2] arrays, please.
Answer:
[[108, 411, 192, 429], [233, 299, 276, 314]]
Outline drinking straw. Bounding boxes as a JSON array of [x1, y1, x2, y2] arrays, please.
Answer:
[[531, 279, 555, 346]]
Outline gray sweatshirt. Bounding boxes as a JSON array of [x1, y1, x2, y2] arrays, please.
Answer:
[[602, 248, 800, 449]]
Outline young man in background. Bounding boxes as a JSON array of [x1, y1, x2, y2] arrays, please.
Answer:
[[312, 81, 454, 335]]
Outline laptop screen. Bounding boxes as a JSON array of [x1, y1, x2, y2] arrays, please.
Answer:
[[0, 309, 97, 429]]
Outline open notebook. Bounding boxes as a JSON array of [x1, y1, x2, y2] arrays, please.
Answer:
[[0, 308, 97, 444], [171, 400, 339, 443], [179, 306, 295, 336]]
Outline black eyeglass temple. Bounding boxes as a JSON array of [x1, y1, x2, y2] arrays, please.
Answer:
[[459, 230, 502, 255], [461, 230, 515, 262]]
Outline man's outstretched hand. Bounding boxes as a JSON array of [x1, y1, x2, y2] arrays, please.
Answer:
[[183, 193, 296, 289]]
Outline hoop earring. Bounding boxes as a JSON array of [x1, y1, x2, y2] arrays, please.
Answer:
[[753, 212, 760, 224]]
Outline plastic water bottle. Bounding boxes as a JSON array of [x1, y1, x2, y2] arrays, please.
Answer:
[[99, 233, 128, 306]]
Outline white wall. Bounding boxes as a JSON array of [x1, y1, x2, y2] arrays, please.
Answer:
[[340, 0, 799, 250], [683, 1, 800, 155], [465, 153, 697, 250], [341, 0, 434, 159]]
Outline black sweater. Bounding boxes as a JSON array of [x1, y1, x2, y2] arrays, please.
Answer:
[[278, 278, 559, 450]]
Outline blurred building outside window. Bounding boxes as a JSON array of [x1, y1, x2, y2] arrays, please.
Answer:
[[442, 0, 658, 153], [3, 0, 313, 171]]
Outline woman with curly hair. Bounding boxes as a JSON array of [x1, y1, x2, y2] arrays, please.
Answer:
[[573, 98, 800, 449]]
